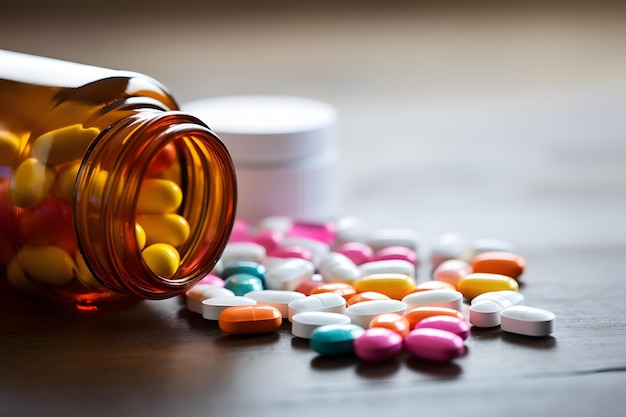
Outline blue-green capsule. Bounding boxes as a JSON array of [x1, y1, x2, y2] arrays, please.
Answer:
[[310, 324, 366, 356], [222, 261, 267, 286], [224, 273, 264, 296]]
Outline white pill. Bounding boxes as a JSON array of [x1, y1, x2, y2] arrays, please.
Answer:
[[469, 290, 525, 328], [201, 296, 257, 320], [333, 216, 366, 246], [468, 238, 514, 260], [220, 242, 266, 265], [243, 290, 306, 318], [287, 292, 346, 321], [402, 289, 464, 312], [281, 236, 330, 267], [186, 285, 235, 314], [433, 259, 472, 289], [359, 259, 415, 279], [365, 228, 420, 252], [265, 258, 315, 291], [500, 306, 555, 337], [291, 311, 351, 339], [255, 216, 293, 234], [345, 299, 408, 328], [318, 252, 361, 283], [430, 232, 470, 268]]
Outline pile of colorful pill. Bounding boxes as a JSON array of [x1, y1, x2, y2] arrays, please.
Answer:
[[1, 125, 189, 292], [185, 217, 556, 363]]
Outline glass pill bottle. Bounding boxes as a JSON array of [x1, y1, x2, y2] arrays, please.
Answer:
[[0, 50, 237, 311]]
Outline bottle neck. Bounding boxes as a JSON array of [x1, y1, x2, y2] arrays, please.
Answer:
[[74, 109, 237, 298]]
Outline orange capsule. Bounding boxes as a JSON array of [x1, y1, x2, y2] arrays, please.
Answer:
[[369, 313, 411, 337], [218, 305, 282, 335], [310, 282, 357, 301], [471, 251, 526, 279], [347, 291, 391, 306], [295, 279, 325, 296], [405, 306, 465, 329]]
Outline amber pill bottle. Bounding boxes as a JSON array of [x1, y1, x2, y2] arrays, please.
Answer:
[[0, 50, 237, 311]]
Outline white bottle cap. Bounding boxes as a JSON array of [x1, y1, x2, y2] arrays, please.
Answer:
[[182, 95, 339, 224]]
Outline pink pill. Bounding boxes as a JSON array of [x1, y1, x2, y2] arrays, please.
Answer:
[[334, 242, 374, 265], [414, 315, 470, 340], [253, 229, 283, 252], [196, 274, 225, 287], [287, 221, 336, 245], [433, 259, 473, 289], [353, 327, 404, 362], [268, 245, 313, 262], [372, 246, 418, 266], [228, 219, 253, 243], [405, 328, 465, 362]]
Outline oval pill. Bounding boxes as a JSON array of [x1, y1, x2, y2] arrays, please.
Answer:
[[186, 285, 235, 314], [287, 292, 346, 321], [471, 251, 526, 280], [142, 243, 180, 278], [415, 316, 470, 340], [347, 291, 391, 306], [220, 242, 267, 264], [310, 282, 358, 301], [372, 246, 418, 266], [30, 124, 99, 167], [202, 296, 257, 320], [402, 289, 464, 312], [265, 258, 315, 291], [345, 299, 408, 328], [318, 252, 361, 284], [11, 157, 56, 208], [500, 306, 555, 337], [365, 228, 420, 252], [310, 324, 366, 356], [413, 280, 456, 292], [136, 213, 190, 247], [333, 241, 373, 266], [405, 328, 465, 362], [137, 179, 183, 213], [287, 220, 336, 245], [433, 259, 473, 289], [368, 313, 411, 337], [243, 290, 305, 318], [457, 272, 519, 300], [268, 245, 313, 262], [405, 306, 465, 329], [218, 305, 282, 335], [223, 273, 264, 296], [291, 311, 351, 339], [359, 259, 416, 279], [353, 327, 404, 362], [16, 244, 75, 286], [353, 273, 417, 300]]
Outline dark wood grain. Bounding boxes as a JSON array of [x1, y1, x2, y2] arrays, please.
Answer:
[[1, 3, 625, 416]]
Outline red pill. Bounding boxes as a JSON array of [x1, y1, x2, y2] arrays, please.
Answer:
[[147, 143, 176, 174]]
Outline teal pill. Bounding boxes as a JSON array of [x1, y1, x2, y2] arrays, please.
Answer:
[[224, 273, 264, 296], [222, 261, 267, 285], [310, 324, 366, 356]]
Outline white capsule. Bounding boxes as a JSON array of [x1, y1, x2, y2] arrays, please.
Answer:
[[186, 285, 235, 314], [402, 289, 464, 312], [281, 236, 330, 267], [469, 290, 525, 327], [201, 296, 257, 320], [255, 216, 293, 234], [264, 258, 315, 291], [430, 232, 471, 268], [220, 242, 266, 265], [318, 252, 361, 283], [291, 311, 351, 339], [500, 306, 555, 337], [287, 292, 346, 321], [365, 228, 420, 252], [468, 238, 514, 260], [345, 299, 408, 328], [359, 259, 415, 279], [243, 290, 306, 318]]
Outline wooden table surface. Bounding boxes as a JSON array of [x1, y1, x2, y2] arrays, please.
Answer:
[[1, 2, 625, 416]]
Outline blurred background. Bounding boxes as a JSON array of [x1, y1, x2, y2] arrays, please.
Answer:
[[2, 0, 625, 254]]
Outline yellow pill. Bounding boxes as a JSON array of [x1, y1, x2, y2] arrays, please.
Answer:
[[137, 179, 183, 213], [135, 222, 147, 250], [55, 163, 80, 202], [74, 251, 101, 289], [142, 243, 180, 278], [6, 257, 40, 295], [353, 273, 417, 300], [136, 213, 190, 247], [30, 124, 100, 167], [10, 157, 56, 208], [16, 244, 75, 286], [457, 272, 519, 300], [0, 130, 21, 166]]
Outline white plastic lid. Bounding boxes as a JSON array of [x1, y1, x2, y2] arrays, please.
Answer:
[[182, 95, 337, 163]]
